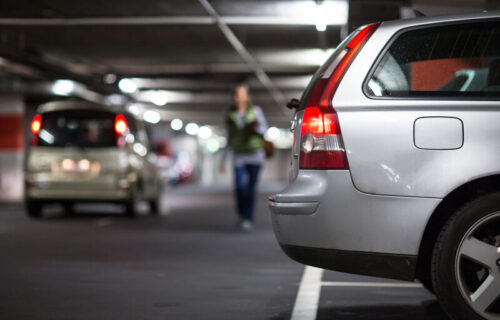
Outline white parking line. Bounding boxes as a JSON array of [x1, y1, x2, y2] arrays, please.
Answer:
[[290, 267, 424, 320], [321, 281, 423, 288], [290, 266, 324, 320]]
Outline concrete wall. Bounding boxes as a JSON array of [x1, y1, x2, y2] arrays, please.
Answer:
[[0, 94, 24, 202]]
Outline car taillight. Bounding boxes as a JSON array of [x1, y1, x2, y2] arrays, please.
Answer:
[[300, 22, 380, 170], [30, 114, 42, 146], [31, 114, 42, 134], [115, 114, 128, 135]]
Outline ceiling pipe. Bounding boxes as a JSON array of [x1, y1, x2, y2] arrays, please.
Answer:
[[197, 0, 287, 108], [0, 16, 345, 27]]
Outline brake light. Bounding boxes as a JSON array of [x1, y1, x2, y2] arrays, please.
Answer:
[[300, 23, 380, 170], [31, 114, 42, 134], [115, 114, 128, 135]]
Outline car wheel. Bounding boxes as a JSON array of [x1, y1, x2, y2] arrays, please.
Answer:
[[149, 198, 159, 214], [63, 202, 75, 216], [26, 200, 43, 218], [125, 187, 139, 217], [432, 193, 500, 320]]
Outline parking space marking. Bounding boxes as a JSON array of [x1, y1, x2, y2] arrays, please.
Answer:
[[290, 266, 324, 320], [321, 281, 422, 288]]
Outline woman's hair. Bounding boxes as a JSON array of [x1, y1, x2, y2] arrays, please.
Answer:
[[234, 84, 249, 93]]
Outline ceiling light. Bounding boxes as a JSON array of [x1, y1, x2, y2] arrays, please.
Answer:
[[118, 78, 137, 94], [185, 122, 199, 136], [143, 110, 161, 124], [170, 118, 183, 131], [127, 104, 140, 116], [315, 1, 328, 32], [316, 22, 327, 32], [206, 139, 220, 153], [265, 127, 281, 141], [52, 79, 75, 96], [103, 73, 117, 84], [198, 126, 212, 139], [151, 90, 169, 106]]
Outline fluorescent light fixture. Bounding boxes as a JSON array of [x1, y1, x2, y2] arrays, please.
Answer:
[[151, 90, 169, 106], [185, 122, 199, 136], [118, 78, 137, 94], [170, 118, 183, 131], [127, 104, 140, 116], [143, 110, 161, 124], [103, 73, 117, 84], [265, 127, 281, 141], [316, 22, 327, 32], [133, 143, 148, 157], [206, 139, 220, 153], [52, 79, 75, 96], [198, 126, 212, 139], [106, 94, 126, 105], [222, 1, 348, 26], [315, 1, 328, 32]]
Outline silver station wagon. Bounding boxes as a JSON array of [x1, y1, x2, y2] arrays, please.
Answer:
[[269, 13, 500, 320], [26, 101, 162, 217]]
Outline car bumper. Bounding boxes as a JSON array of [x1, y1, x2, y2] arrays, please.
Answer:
[[268, 170, 441, 280], [25, 173, 133, 201]]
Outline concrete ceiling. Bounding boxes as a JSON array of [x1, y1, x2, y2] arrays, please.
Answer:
[[0, 0, 495, 126]]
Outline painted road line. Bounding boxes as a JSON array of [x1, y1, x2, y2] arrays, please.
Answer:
[[321, 281, 423, 288], [290, 266, 324, 320]]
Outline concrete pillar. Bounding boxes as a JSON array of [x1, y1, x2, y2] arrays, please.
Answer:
[[0, 94, 24, 202]]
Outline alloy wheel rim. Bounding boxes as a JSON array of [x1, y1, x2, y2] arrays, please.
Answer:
[[455, 211, 500, 320]]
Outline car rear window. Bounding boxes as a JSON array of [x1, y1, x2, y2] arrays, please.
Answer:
[[38, 110, 118, 148], [366, 20, 500, 98]]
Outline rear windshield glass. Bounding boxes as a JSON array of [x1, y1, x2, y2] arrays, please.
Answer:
[[367, 20, 500, 98], [39, 110, 117, 148]]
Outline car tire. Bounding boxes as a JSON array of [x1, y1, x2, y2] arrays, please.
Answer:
[[149, 198, 159, 214], [26, 200, 43, 218], [63, 202, 75, 216], [431, 193, 500, 320], [125, 188, 139, 217]]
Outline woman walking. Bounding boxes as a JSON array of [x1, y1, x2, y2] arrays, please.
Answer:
[[220, 84, 268, 232]]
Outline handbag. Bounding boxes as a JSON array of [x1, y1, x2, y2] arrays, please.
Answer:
[[262, 138, 275, 158]]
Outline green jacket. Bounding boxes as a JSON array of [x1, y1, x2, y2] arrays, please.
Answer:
[[226, 104, 264, 154]]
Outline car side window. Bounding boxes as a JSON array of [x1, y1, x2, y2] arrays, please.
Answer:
[[367, 20, 500, 98]]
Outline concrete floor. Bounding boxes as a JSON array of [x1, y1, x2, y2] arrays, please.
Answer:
[[0, 184, 448, 320]]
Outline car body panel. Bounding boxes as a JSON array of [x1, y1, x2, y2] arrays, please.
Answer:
[[331, 17, 500, 198], [270, 170, 440, 255], [269, 13, 500, 283]]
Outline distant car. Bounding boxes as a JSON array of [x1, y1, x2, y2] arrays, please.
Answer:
[[25, 101, 162, 217], [269, 13, 500, 320]]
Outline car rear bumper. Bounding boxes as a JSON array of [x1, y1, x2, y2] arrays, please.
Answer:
[[268, 170, 441, 280], [25, 174, 133, 201], [280, 244, 417, 281]]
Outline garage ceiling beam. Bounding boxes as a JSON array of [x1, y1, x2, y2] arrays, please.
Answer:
[[197, 0, 287, 107], [0, 16, 346, 27]]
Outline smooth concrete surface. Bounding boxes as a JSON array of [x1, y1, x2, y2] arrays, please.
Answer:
[[0, 184, 446, 320]]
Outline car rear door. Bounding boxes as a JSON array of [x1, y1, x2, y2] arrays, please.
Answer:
[[335, 17, 500, 198]]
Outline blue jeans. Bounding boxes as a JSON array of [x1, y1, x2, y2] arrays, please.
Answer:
[[234, 164, 261, 221]]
